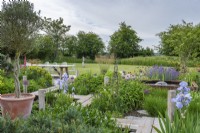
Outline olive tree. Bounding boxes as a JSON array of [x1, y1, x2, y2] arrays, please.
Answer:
[[0, 0, 42, 97]]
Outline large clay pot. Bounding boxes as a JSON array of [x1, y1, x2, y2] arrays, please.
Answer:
[[0, 93, 35, 120]]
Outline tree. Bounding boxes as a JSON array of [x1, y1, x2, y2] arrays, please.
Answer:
[[76, 31, 105, 60], [43, 17, 70, 61], [0, 0, 41, 97], [62, 35, 77, 56], [139, 47, 154, 56], [158, 21, 200, 72], [109, 22, 142, 58], [27, 35, 55, 61]]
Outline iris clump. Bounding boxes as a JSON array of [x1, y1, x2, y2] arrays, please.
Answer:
[[172, 81, 192, 109], [146, 65, 179, 81]]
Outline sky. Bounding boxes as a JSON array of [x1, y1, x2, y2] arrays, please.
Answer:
[[5, 0, 200, 50]]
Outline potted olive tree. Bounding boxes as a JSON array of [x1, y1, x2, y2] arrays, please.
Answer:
[[0, 0, 41, 119]]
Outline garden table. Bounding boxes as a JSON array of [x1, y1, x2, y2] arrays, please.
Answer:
[[31, 64, 75, 79]]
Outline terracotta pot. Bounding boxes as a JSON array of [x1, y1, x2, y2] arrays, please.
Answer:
[[0, 93, 35, 120]]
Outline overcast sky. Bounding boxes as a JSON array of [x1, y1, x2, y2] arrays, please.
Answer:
[[10, 0, 200, 50]]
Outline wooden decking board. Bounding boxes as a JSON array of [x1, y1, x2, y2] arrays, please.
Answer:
[[31, 86, 59, 96]]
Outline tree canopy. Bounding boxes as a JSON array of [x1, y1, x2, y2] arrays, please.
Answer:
[[109, 22, 142, 58], [43, 17, 70, 61], [158, 21, 200, 72], [76, 31, 105, 60], [158, 21, 200, 58], [0, 0, 42, 56]]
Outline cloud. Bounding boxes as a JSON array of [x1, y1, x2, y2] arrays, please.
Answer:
[[11, 0, 200, 50]]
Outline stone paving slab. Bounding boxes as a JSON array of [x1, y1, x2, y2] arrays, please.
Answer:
[[151, 118, 161, 133], [75, 94, 93, 107], [136, 117, 154, 133], [116, 118, 141, 130], [116, 117, 160, 133]]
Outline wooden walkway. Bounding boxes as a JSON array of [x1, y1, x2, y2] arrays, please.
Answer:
[[31, 86, 59, 96]]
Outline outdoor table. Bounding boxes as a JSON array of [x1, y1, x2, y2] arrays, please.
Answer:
[[31, 64, 75, 79]]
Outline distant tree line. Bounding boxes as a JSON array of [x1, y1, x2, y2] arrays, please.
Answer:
[[26, 20, 154, 61]]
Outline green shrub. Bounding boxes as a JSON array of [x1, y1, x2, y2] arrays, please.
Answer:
[[27, 80, 42, 92], [0, 71, 14, 94], [143, 96, 167, 117], [45, 92, 57, 106], [17, 112, 62, 133], [0, 66, 52, 94], [0, 116, 17, 133], [20, 66, 53, 89], [118, 80, 146, 113], [69, 73, 104, 95], [91, 80, 146, 114], [179, 71, 200, 88], [16, 105, 122, 133], [143, 89, 167, 117], [55, 94, 73, 107]]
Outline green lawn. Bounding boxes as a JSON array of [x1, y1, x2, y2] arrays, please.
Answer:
[[74, 63, 148, 75]]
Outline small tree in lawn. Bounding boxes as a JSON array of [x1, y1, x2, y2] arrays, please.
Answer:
[[0, 0, 42, 98]]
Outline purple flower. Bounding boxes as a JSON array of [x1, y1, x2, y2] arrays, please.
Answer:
[[146, 65, 179, 81], [57, 79, 63, 89], [62, 73, 68, 81], [176, 102, 183, 109], [172, 81, 192, 109], [179, 81, 188, 87]]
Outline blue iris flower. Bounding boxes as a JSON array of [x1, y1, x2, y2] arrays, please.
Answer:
[[172, 81, 192, 109]]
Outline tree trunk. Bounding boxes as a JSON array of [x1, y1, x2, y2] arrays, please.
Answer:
[[14, 53, 21, 98], [180, 55, 188, 74]]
